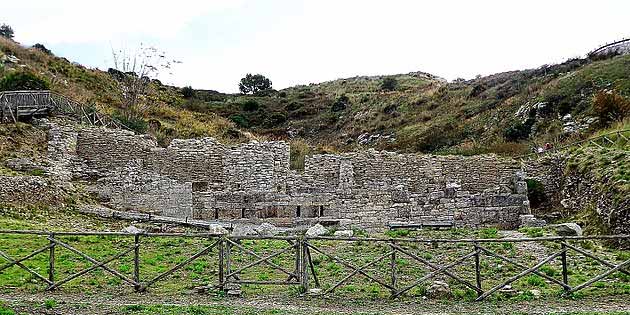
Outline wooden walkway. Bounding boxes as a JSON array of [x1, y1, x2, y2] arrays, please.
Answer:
[[0, 90, 127, 129]]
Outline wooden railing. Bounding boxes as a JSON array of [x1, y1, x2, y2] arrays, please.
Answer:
[[0, 90, 128, 130], [0, 230, 628, 300], [587, 38, 630, 57], [516, 128, 630, 160]]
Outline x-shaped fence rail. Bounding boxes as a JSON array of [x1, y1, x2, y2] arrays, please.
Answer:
[[0, 230, 628, 301]]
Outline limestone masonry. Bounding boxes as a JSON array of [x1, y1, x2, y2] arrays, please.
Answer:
[[4, 120, 533, 231], [39, 120, 528, 231]]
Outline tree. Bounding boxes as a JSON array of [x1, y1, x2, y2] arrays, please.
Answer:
[[0, 24, 14, 39], [380, 77, 398, 91], [110, 44, 179, 121], [239, 74, 272, 94], [182, 86, 195, 98], [32, 43, 52, 55], [111, 44, 180, 109]]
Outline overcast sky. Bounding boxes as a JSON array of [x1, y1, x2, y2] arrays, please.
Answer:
[[3, 0, 630, 92]]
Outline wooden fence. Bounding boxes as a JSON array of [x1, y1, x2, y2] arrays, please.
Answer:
[[0, 230, 628, 301]]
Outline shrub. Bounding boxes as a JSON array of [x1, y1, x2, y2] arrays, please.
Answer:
[[503, 117, 535, 142], [593, 90, 630, 125], [525, 179, 547, 208], [0, 24, 14, 39], [242, 99, 259, 112], [112, 110, 147, 133], [415, 121, 468, 152], [0, 71, 50, 91], [32, 43, 52, 55], [181, 86, 195, 98], [290, 139, 310, 171], [229, 114, 248, 128], [380, 77, 398, 91], [266, 112, 287, 127], [44, 299, 57, 309], [285, 101, 302, 112], [331, 95, 349, 112]]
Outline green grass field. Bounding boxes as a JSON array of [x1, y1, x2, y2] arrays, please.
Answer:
[[1, 206, 629, 302]]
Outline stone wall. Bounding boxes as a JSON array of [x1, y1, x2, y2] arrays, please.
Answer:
[[94, 163, 193, 219], [67, 124, 530, 230], [145, 138, 225, 185], [0, 175, 61, 205], [522, 153, 567, 207], [77, 128, 156, 171]]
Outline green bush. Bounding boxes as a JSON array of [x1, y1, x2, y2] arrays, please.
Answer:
[[229, 114, 249, 128], [380, 77, 398, 91], [503, 117, 535, 141], [181, 86, 195, 98], [112, 110, 147, 133], [331, 95, 349, 112], [0, 71, 50, 91], [242, 99, 260, 112], [266, 112, 287, 126], [32, 43, 52, 55], [525, 179, 546, 208]]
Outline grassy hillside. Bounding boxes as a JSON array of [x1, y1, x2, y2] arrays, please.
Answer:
[[0, 37, 247, 146], [2, 36, 629, 155], [180, 56, 630, 156]]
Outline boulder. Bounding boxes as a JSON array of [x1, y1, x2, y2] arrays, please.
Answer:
[[555, 223, 582, 236], [5, 158, 41, 172], [231, 225, 257, 236], [122, 225, 144, 234], [255, 222, 278, 236], [308, 288, 323, 295], [207, 224, 228, 235], [306, 224, 328, 237], [333, 230, 353, 237], [426, 280, 450, 299], [519, 215, 547, 228]]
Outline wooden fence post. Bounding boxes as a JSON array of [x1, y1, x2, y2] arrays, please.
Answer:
[[390, 241, 397, 297], [218, 236, 225, 291], [561, 240, 569, 290], [474, 242, 482, 296], [48, 232, 55, 288], [226, 238, 232, 284], [133, 233, 140, 292], [301, 237, 309, 291]]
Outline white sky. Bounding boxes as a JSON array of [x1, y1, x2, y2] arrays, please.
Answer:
[[3, 0, 630, 92]]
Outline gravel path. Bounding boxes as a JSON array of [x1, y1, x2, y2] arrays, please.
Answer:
[[499, 230, 549, 261], [2, 292, 630, 314]]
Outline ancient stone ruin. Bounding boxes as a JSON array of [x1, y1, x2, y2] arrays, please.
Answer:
[[4, 119, 530, 231]]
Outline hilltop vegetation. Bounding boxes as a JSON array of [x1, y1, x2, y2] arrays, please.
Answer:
[[189, 57, 630, 156], [0, 37, 246, 146], [1, 34, 629, 155]]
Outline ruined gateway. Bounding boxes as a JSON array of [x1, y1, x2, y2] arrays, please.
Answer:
[[27, 118, 531, 231]]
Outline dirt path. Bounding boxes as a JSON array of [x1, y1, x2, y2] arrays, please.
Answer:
[[499, 230, 549, 261], [2, 292, 630, 314]]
